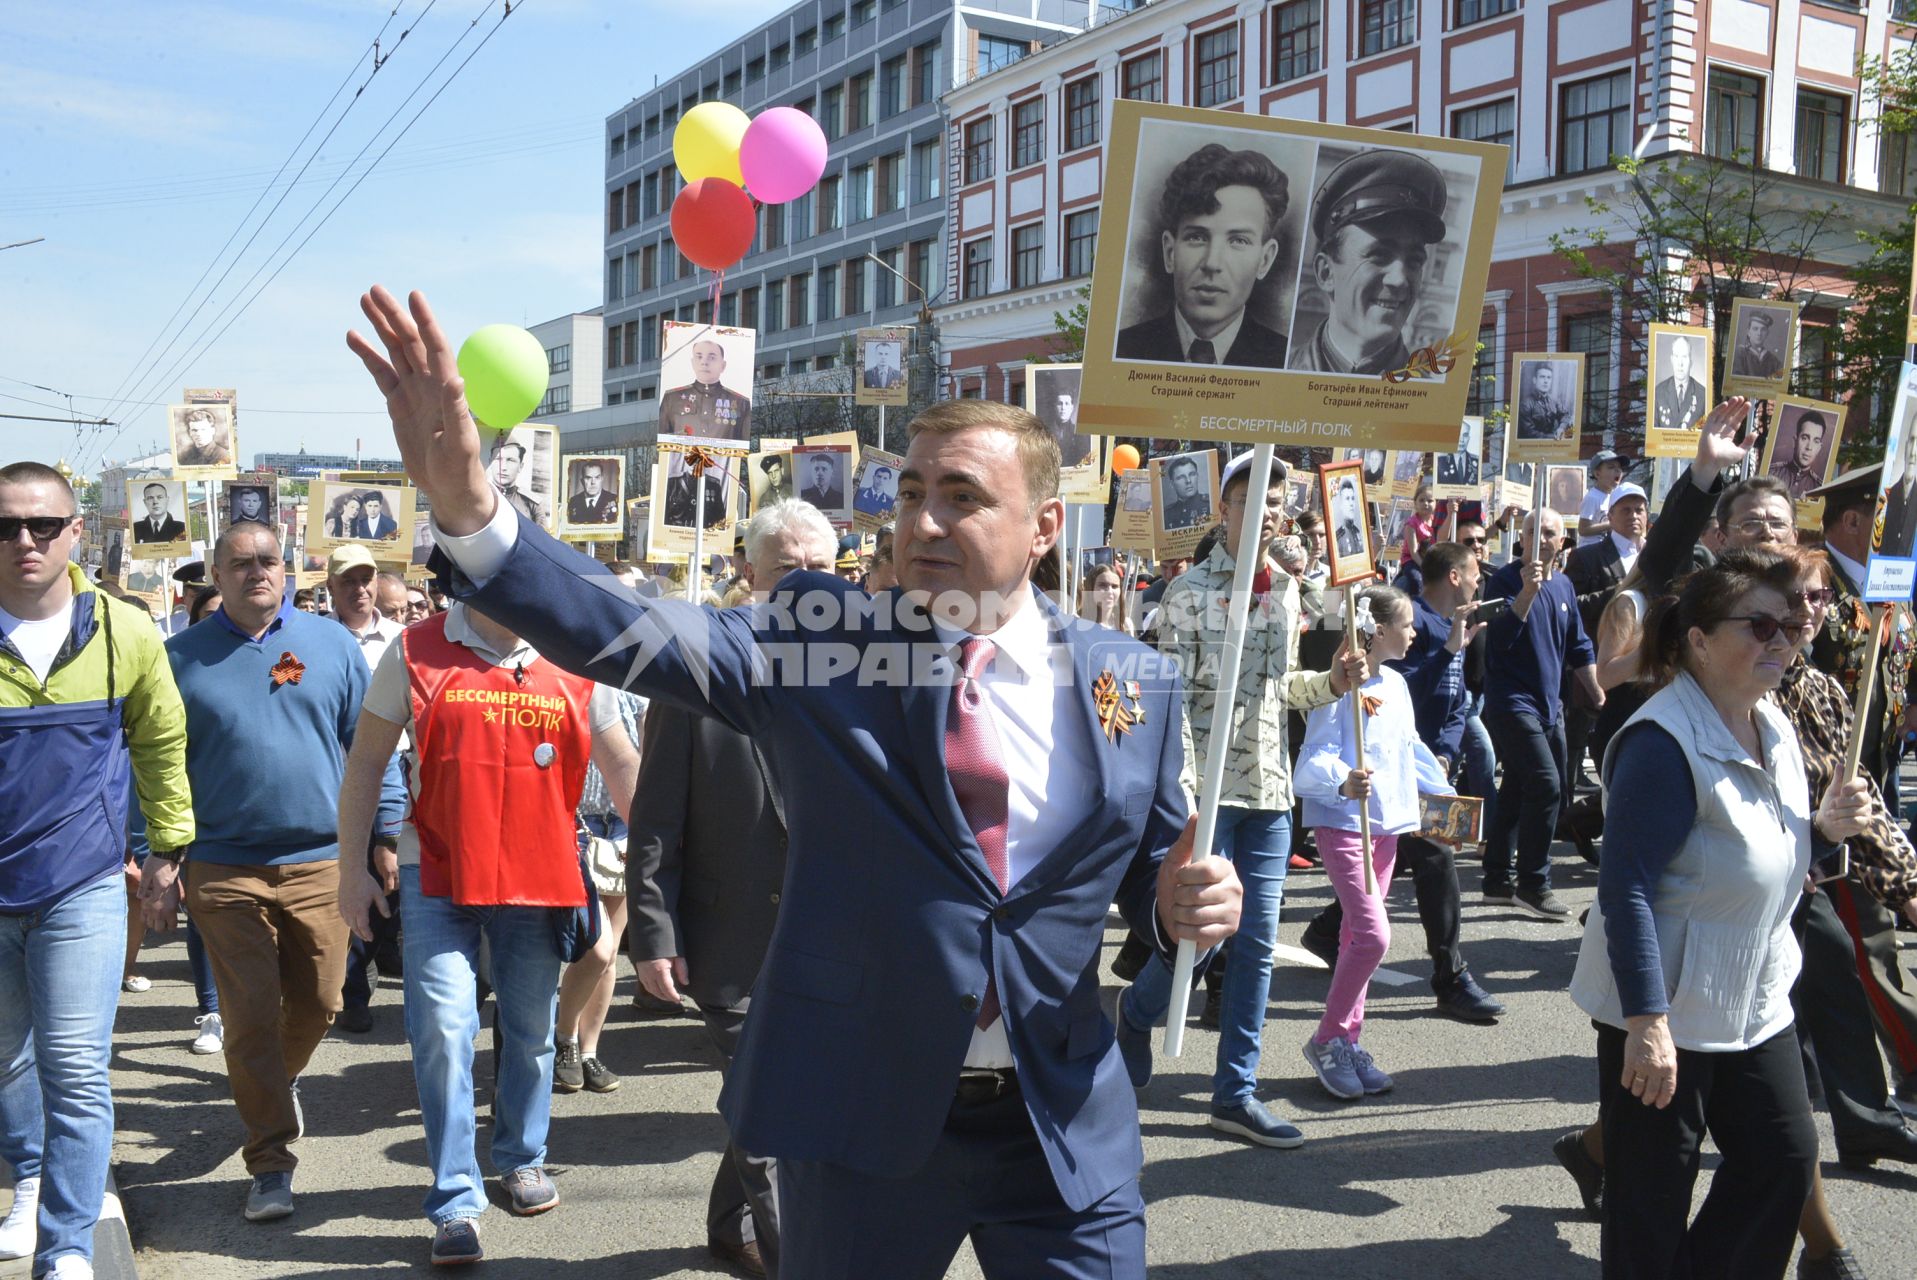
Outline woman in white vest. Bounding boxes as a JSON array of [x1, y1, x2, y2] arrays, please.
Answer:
[[1569, 552, 1872, 1278]]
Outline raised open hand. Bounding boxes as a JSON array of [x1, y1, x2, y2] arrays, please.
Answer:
[[346, 286, 496, 535], [1690, 396, 1753, 490]]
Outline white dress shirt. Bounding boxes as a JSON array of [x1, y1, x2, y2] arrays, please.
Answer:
[[1610, 530, 1641, 578], [434, 502, 1108, 1069]]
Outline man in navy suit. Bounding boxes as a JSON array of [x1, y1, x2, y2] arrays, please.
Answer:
[[349, 286, 1245, 1279], [1114, 144, 1289, 368], [354, 492, 400, 540]]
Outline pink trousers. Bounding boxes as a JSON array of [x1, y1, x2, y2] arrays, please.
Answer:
[[1313, 827, 1399, 1045]]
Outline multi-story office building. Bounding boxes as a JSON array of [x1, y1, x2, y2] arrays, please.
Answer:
[[528, 309, 605, 419], [935, 0, 1908, 450], [254, 449, 406, 476], [600, 0, 1099, 427]]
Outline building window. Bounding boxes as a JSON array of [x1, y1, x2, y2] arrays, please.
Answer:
[[724, 70, 741, 97], [817, 173, 842, 232], [965, 116, 996, 184], [535, 385, 571, 417], [1065, 208, 1099, 277], [1464, 321, 1498, 416], [850, 72, 874, 131], [1121, 53, 1162, 102], [853, 0, 876, 24], [760, 203, 785, 252], [1454, 0, 1515, 26], [881, 55, 908, 118], [963, 237, 993, 299], [1273, 0, 1322, 84], [771, 42, 789, 69], [606, 324, 624, 369], [796, 26, 817, 55], [789, 189, 813, 242], [624, 254, 639, 297], [1452, 98, 1515, 178], [821, 84, 845, 141], [766, 280, 784, 332], [823, 10, 845, 40], [1707, 69, 1764, 162], [915, 41, 941, 106], [1558, 70, 1630, 176], [817, 266, 840, 321], [1193, 26, 1239, 108], [788, 272, 810, 327], [1065, 77, 1100, 151], [1013, 97, 1045, 169], [607, 258, 623, 303], [610, 131, 626, 160], [1884, 130, 1917, 198], [1562, 310, 1612, 429], [741, 287, 760, 330], [546, 344, 571, 375], [978, 35, 1028, 77], [641, 244, 658, 290], [635, 320, 652, 363], [876, 151, 905, 214], [876, 247, 902, 307], [910, 238, 934, 299], [845, 260, 867, 315], [641, 172, 659, 220], [848, 164, 873, 220], [1797, 324, 1837, 399], [1795, 89, 1848, 183], [608, 189, 624, 234], [1012, 223, 1043, 289], [718, 293, 737, 325], [1359, 0, 1416, 57], [912, 138, 942, 202], [747, 55, 765, 83]]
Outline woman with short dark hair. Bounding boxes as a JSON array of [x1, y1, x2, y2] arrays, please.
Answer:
[[1570, 550, 1871, 1277]]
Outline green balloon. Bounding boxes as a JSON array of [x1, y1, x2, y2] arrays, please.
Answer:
[[456, 324, 548, 430]]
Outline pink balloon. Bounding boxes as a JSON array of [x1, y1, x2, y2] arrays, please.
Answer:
[[740, 107, 829, 204]]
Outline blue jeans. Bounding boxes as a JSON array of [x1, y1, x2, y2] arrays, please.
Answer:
[[1122, 807, 1292, 1108], [0, 873, 124, 1273], [185, 913, 218, 1015], [399, 866, 563, 1225], [1461, 694, 1497, 838]]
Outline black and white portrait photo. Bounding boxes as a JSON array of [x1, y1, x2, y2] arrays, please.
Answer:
[[561, 455, 624, 532], [1289, 143, 1480, 379], [1726, 298, 1794, 388], [1434, 416, 1482, 496], [1546, 465, 1586, 519], [660, 321, 755, 439], [1113, 121, 1315, 369], [486, 424, 557, 529], [1763, 399, 1842, 502], [1154, 451, 1215, 531], [794, 446, 851, 519], [1513, 356, 1581, 444], [1344, 448, 1389, 489], [1649, 324, 1712, 441], [661, 450, 737, 532], [1030, 364, 1090, 468], [1318, 460, 1375, 587], [168, 402, 237, 477], [752, 447, 795, 513], [130, 479, 188, 552], [222, 477, 276, 528]]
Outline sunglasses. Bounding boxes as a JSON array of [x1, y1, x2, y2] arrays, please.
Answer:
[[1729, 613, 1809, 643], [1459, 535, 1488, 546], [0, 515, 75, 542], [1782, 587, 1835, 607]]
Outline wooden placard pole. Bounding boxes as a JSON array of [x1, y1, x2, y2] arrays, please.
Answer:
[[1163, 442, 1275, 1058], [1840, 603, 1892, 786], [689, 465, 707, 604], [1341, 583, 1378, 896]]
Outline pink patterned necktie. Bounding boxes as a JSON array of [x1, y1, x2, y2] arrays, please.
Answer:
[[945, 637, 1009, 1029]]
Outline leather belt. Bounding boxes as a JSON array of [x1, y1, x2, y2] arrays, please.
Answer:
[[954, 1067, 1019, 1105]]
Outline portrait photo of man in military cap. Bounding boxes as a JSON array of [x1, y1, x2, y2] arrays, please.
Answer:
[[1113, 123, 1315, 369], [1729, 305, 1789, 383], [1289, 145, 1470, 378], [752, 449, 795, 512], [659, 321, 755, 441], [1764, 400, 1841, 502]]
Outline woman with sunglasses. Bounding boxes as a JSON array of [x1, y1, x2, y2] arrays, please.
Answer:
[[1569, 550, 1872, 1278]]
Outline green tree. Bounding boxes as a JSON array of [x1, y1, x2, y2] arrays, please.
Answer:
[[1839, 50, 1917, 459]]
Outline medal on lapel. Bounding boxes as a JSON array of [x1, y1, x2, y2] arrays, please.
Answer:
[[1093, 671, 1136, 743], [1123, 680, 1146, 726], [270, 651, 305, 687]]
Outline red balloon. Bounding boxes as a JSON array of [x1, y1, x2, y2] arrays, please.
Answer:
[[1112, 444, 1141, 472], [670, 178, 755, 272]]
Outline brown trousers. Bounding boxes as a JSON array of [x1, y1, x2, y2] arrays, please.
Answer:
[[186, 859, 348, 1174]]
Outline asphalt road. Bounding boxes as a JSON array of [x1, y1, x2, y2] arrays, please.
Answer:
[[90, 851, 1917, 1279]]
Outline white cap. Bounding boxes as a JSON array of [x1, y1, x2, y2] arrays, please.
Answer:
[[1219, 450, 1289, 494], [1610, 481, 1648, 504]]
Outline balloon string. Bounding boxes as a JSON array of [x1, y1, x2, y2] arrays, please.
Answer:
[[710, 268, 726, 315]]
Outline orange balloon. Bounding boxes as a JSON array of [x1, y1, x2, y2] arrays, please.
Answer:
[[1112, 444, 1141, 473]]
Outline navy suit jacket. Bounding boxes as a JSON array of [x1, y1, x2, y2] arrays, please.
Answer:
[[453, 516, 1192, 1211], [1114, 310, 1288, 368]]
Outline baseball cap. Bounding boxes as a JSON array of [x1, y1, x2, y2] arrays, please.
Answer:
[[1219, 450, 1289, 494], [1609, 482, 1648, 505], [1589, 449, 1630, 471], [326, 544, 377, 577]]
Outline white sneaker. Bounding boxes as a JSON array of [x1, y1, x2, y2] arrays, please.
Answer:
[[121, 975, 150, 993], [0, 1176, 39, 1261], [47, 1254, 95, 1278], [191, 1013, 224, 1055]]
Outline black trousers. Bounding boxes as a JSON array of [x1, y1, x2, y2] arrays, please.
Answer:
[[1792, 889, 1909, 1159], [1304, 836, 1463, 988], [341, 887, 401, 1010], [1596, 1022, 1816, 1280], [698, 999, 782, 1278], [1827, 878, 1917, 1082], [1482, 708, 1565, 893]]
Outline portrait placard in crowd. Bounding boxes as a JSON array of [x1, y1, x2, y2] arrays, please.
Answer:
[[1149, 448, 1219, 558], [1645, 323, 1714, 458], [1389, 449, 1426, 502], [558, 454, 626, 540], [410, 512, 436, 568], [1865, 361, 1917, 602], [1418, 793, 1483, 845], [1498, 459, 1534, 514], [1111, 470, 1155, 552], [1026, 362, 1107, 503], [483, 423, 558, 531], [129, 478, 191, 558], [1343, 447, 1390, 489], [647, 440, 748, 560], [792, 443, 854, 527], [659, 321, 755, 440], [1545, 465, 1586, 519], [1722, 297, 1796, 398], [854, 326, 910, 408], [221, 474, 278, 529], [168, 402, 238, 480], [1762, 396, 1844, 525], [1433, 416, 1483, 499], [853, 446, 904, 532], [1507, 353, 1582, 462], [1317, 458, 1376, 587], [1081, 102, 1505, 452], [304, 478, 417, 558]]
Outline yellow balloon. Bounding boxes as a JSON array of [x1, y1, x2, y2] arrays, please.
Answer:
[[674, 102, 750, 187]]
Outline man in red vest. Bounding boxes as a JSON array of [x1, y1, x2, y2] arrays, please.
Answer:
[[336, 600, 637, 1268]]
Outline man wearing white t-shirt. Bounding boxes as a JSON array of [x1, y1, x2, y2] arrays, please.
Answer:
[[1575, 450, 1628, 548]]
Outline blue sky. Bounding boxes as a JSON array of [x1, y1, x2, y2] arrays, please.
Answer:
[[0, 0, 767, 475]]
